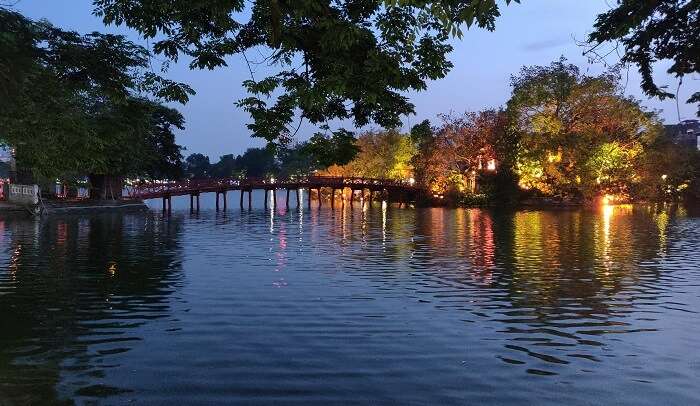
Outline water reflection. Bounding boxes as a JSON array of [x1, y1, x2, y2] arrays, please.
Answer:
[[0, 204, 699, 404], [0, 213, 184, 403]]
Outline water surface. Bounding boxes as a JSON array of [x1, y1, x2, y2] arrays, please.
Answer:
[[1, 195, 699, 404]]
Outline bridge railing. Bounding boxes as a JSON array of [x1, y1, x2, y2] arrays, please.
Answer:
[[126, 176, 420, 199]]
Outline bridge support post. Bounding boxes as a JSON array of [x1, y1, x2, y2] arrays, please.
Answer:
[[239, 190, 244, 209], [215, 192, 220, 211], [248, 190, 252, 209], [307, 189, 312, 209], [223, 191, 227, 211], [296, 189, 301, 208], [317, 188, 322, 207], [272, 189, 277, 207], [163, 196, 167, 212], [286, 189, 290, 208], [331, 188, 336, 208], [264, 189, 268, 209], [166, 196, 172, 214], [190, 194, 194, 212]]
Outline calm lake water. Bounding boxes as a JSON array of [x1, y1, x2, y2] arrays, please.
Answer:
[[1, 192, 699, 405]]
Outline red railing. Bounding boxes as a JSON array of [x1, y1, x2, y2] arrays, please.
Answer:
[[126, 176, 420, 200]]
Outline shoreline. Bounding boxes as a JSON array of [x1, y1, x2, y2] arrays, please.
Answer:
[[0, 199, 148, 215]]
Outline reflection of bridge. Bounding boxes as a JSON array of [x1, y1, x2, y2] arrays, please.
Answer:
[[126, 176, 424, 212]]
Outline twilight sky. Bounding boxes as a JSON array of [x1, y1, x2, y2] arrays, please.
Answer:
[[13, 0, 700, 160]]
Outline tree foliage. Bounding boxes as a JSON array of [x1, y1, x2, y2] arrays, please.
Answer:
[[92, 0, 518, 144], [0, 8, 191, 182], [506, 58, 662, 200], [635, 134, 700, 201], [303, 128, 359, 168], [320, 129, 416, 180], [415, 110, 506, 194], [184, 153, 212, 178], [588, 0, 699, 115], [185, 147, 279, 179]]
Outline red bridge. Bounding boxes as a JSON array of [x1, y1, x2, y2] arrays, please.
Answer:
[[126, 176, 424, 211]]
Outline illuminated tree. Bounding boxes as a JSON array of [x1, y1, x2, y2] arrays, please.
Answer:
[[635, 135, 700, 201], [506, 58, 662, 201], [320, 129, 416, 180], [418, 110, 506, 195]]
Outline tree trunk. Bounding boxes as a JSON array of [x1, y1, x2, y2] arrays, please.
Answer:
[[88, 175, 123, 200]]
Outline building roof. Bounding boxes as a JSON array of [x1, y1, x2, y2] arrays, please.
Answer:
[[665, 119, 699, 149]]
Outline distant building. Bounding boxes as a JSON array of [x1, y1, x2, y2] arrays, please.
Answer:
[[665, 119, 700, 150]]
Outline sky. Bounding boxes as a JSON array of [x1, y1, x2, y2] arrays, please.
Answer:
[[11, 0, 700, 160]]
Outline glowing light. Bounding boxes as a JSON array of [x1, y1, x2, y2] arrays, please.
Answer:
[[107, 262, 117, 276], [408, 177, 415, 186], [661, 174, 668, 181], [547, 151, 562, 163], [601, 194, 627, 206], [486, 159, 496, 171]]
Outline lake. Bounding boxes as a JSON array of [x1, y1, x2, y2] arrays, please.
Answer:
[[1, 192, 699, 404]]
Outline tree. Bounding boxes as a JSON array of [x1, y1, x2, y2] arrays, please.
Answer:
[[231, 148, 279, 178], [588, 0, 699, 115], [303, 129, 359, 169], [319, 129, 416, 180], [146, 104, 186, 180], [635, 134, 700, 201], [184, 153, 211, 179], [417, 110, 506, 195], [91, 0, 518, 147], [278, 143, 316, 177], [0, 8, 192, 196], [506, 58, 662, 201]]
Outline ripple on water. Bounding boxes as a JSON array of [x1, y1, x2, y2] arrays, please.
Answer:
[[0, 203, 699, 405]]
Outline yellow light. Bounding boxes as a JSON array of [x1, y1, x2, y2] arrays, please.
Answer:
[[408, 177, 415, 186], [602, 194, 614, 205], [661, 174, 668, 181]]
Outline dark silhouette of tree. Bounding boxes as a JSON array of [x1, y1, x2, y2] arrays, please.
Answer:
[[91, 0, 517, 146], [588, 0, 699, 115], [184, 153, 211, 179], [0, 8, 190, 193]]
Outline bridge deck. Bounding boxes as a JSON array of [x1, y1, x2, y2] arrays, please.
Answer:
[[127, 176, 422, 200]]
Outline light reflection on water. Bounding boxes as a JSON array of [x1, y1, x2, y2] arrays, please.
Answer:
[[0, 199, 699, 404]]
